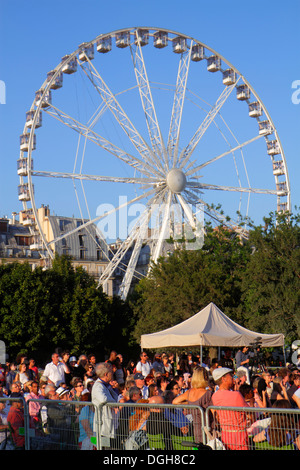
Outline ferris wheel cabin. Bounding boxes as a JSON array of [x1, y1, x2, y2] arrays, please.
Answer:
[[172, 36, 187, 54], [78, 43, 94, 61], [153, 31, 168, 48], [273, 160, 285, 176], [61, 55, 77, 74], [26, 111, 42, 129], [20, 133, 36, 152], [47, 70, 63, 90], [222, 69, 236, 85], [236, 84, 251, 101], [207, 55, 221, 72], [134, 29, 149, 46], [267, 140, 280, 156], [17, 158, 33, 177], [96, 37, 112, 53], [248, 101, 262, 118], [18, 184, 31, 201], [35, 89, 52, 108], [20, 209, 35, 227], [191, 44, 205, 62], [115, 32, 131, 48], [258, 120, 273, 135]]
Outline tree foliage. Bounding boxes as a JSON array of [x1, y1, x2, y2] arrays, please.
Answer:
[[238, 211, 300, 342], [0, 255, 132, 362], [131, 224, 251, 342], [131, 212, 300, 346]]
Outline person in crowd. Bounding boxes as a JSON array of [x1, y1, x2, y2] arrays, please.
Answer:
[[238, 383, 255, 407], [135, 352, 153, 378], [78, 391, 96, 450], [234, 369, 248, 391], [270, 376, 290, 405], [177, 353, 190, 375], [148, 383, 159, 398], [7, 392, 25, 449], [173, 366, 213, 443], [43, 352, 70, 387], [220, 348, 234, 370], [0, 399, 9, 450], [261, 370, 273, 399], [125, 359, 136, 377], [70, 378, 84, 401], [28, 358, 39, 381], [163, 390, 190, 436], [91, 362, 118, 445], [235, 346, 250, 384], [252, 377, 271, 408], [253, 399, 300, 449], [106, 350, 118, 365], [289, 374, 300, 408], [211, 367, 250, 450], [25, 380, 43, 427], [152, 354, 165, 374], [166, 379, 181, 397], [5, 362, 17, 392], [134, 373, 149, 399], [15, 362, 32, 389], [160, 353, 172, 377]]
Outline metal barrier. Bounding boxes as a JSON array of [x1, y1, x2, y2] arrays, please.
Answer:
[[1, 397, 300, 450], [205, 405, 300, 450], [100, 402, 206, 451]]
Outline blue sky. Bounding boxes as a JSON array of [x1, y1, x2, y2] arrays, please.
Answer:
[[0, 0, 299, 231]]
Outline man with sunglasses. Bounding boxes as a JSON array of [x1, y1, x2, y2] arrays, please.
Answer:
[[136, 352, 153, 378]]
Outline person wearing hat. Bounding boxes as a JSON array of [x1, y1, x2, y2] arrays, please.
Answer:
[[7, 393, 25, 449], [211, 367, 250, 450], [134, 372, 149, 399]]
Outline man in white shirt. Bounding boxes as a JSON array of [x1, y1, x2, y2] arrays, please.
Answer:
[[43, 352, 70, 387], [135, 352, 153, 378]]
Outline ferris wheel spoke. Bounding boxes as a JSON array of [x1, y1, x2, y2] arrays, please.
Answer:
[[168, 41, 193, 168], [151, 190, 173, 264], [98, 187, 166, 293], [178, 82, 237, 169], [43, 103, 157, 177], [31, 170, 162, 185], [78, 56, 165, 176], [186, 133, 266, 176], [186, 181, 278, 195], [130, 31, 168, 169], [46, 186, 158, 247]]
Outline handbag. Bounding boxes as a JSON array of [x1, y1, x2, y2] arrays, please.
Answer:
[[124, 428, 148, 450]]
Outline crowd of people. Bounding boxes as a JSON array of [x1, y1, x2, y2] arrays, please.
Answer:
[[0, 346, 300, 450]]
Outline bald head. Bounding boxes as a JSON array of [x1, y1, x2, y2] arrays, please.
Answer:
[[149, 395, 164, 405]]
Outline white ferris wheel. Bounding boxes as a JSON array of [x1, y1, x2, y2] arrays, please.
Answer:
[[17, 27, 291, 300]]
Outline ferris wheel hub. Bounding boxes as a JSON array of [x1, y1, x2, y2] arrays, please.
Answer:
[[166, 168, 187, 193]]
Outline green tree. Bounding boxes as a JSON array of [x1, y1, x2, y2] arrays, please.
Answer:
[[239, 211, 300, 342], [131, 224, 251, 343]]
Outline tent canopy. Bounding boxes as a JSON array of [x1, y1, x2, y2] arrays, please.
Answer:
[[140, 302, 284, 349]]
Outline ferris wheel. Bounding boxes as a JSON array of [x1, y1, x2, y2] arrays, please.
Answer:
[[17, 27, 290, 299]]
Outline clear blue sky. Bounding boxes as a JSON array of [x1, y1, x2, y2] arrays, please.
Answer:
[[0, 0, 299, 228]]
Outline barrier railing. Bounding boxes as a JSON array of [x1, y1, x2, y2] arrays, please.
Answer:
[[205, 405, 300, 450], [1, 397, 300, 451]]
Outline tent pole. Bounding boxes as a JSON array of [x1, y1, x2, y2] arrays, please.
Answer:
[[200, 345, 203, 364], [283, 345, 287, 366]]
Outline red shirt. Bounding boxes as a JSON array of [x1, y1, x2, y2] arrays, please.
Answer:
[[7, 407, 25, 448], [212, 389, 249, 450]]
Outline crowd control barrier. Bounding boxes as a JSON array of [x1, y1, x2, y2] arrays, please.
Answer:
[[1, 397, 300, 451]]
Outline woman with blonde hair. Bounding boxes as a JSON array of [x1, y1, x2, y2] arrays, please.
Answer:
[[173, 366, 213, 443]]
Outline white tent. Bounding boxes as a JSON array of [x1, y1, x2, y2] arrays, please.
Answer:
[[140, 302, 284, 349]]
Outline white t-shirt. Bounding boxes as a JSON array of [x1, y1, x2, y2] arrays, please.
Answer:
[[136, 361, 152, 378], [43, 361, 68, 387]]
